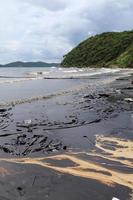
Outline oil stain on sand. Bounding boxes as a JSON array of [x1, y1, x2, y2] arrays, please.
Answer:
[[0, 135, 133, 198]]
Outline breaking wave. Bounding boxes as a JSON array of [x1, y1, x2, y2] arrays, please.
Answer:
[[29, 68, 121, 79], [0, 74, 124, 107], [0, 77, 43, 85]]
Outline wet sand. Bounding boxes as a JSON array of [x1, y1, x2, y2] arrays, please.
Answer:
[[0, 68, 133, 200]]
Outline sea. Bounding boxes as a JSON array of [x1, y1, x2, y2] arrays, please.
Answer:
[[0, 66, 132, 107]]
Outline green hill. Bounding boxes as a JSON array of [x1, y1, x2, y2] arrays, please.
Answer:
[[61, 30, 133, 68], [0, 61, 59, 68]]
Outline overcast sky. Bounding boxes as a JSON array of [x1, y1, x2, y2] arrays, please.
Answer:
[[0, 0, 133, 64]]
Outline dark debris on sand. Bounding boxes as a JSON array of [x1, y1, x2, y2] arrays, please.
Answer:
[[0, 74, 133, 158], [0, 132, 66, 156]]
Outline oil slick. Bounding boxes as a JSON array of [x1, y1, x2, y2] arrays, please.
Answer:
[[0, 135, 133, 198]]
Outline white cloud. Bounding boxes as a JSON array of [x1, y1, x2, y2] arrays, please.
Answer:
[[0, 0, 132, 64]]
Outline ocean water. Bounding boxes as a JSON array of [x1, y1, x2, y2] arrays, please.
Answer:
[[0, 67, 132, 106]]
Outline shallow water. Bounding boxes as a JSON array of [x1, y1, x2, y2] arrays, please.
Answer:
[[0, 67, 132, 106]]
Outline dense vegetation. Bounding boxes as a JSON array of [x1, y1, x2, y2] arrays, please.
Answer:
[[61, 30, 133, 68]]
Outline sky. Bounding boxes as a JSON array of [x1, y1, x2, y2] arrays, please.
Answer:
[[0, 0, 133, 64]]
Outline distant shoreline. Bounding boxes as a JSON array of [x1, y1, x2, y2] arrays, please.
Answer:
[[0, 61, 60, 68]]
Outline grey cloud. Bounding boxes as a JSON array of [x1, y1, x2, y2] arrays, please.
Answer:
[[83, 0, 133, 34], [0, 0, 132, 64], [24, 0, 68, 11]]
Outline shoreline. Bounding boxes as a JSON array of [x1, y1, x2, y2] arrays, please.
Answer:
[[0, 69, 133, 200]]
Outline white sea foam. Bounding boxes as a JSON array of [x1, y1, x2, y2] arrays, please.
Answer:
[[29, 68, 120, 79], [112, 197, 120, 200], [0, 77, 43, 84], [0, 67, 132, 108], [0, 71, 127, 107], [63, 70, 78, 73], [0, 67, 132, 85]]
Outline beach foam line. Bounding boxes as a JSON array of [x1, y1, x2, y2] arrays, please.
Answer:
[[0, 85, 87, 107], [0, 68, 132, 84], [27, 68, 122, 80], [0, 77, 43, 85], [0, 75, 119, 107], [0, 71, 131, 107]]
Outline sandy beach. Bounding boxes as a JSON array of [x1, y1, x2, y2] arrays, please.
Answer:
[[0, 67, 133, 200]]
